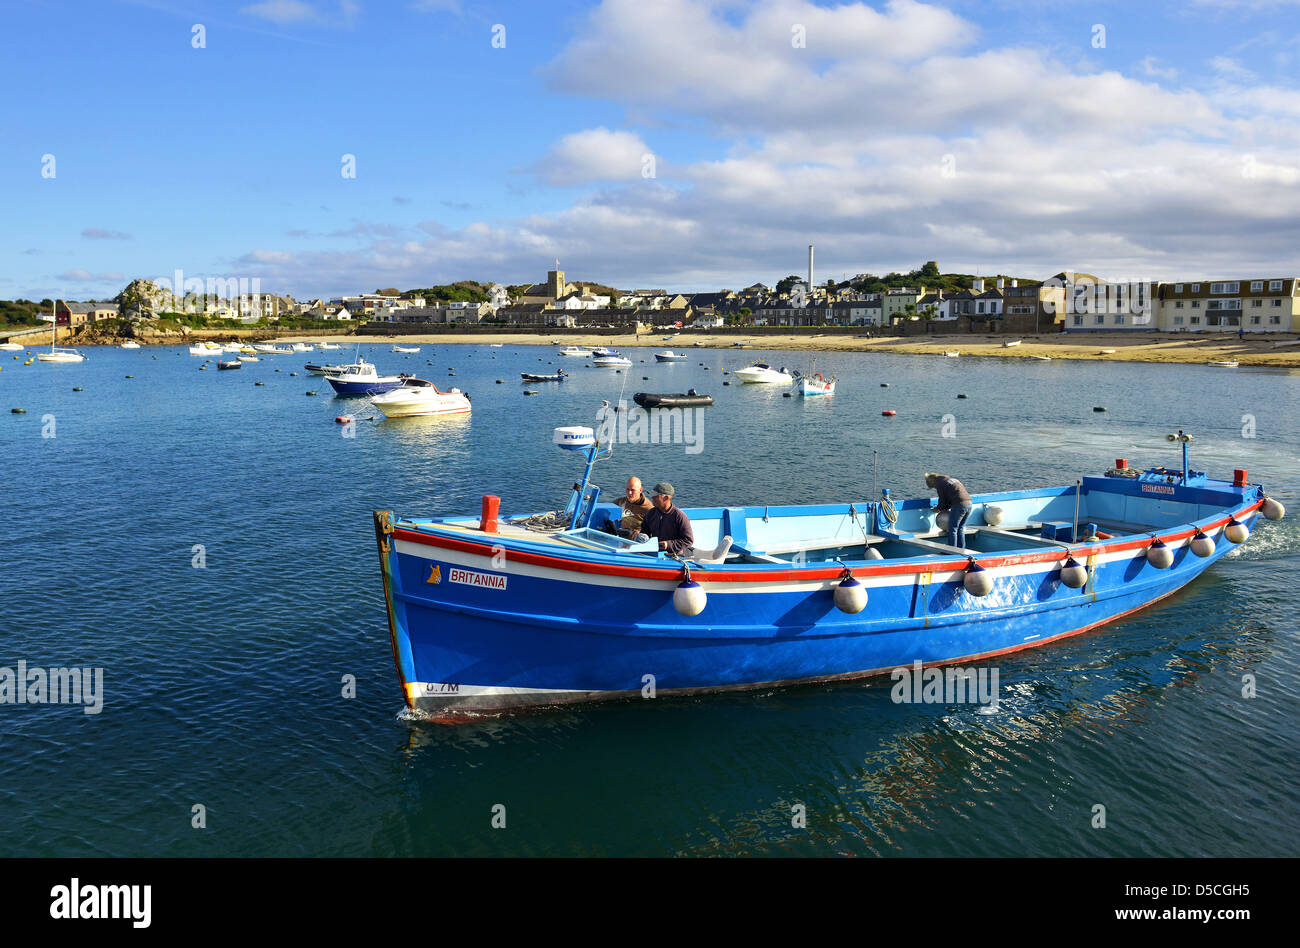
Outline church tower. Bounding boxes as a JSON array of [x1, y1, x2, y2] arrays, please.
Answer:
[[547, 269, 566, 300]]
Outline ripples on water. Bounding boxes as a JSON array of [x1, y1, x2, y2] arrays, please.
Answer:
[[0, 344, 1296, 856]]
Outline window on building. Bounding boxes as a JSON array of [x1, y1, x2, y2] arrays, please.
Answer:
[[1191, 284, 1201, 292], [1174, 316, 1184, 325], [1115, 315, 1125, 325], [1191, 316, 1200, 324], [1270, 315, 1281, 325], [1269, 280, 1282, 291], [1273, 299, 1282, 307], [1175, 301, 1184, 308], [1251, 315, 1261, 324], [1210, 282, 1239, 294], [1095, 315, 1105, 325], [1191, 301, 1200, 308], [1175, 283, 1183, 293], [1251, 281, 1263, 292], [1072, 315, 1083, 326]]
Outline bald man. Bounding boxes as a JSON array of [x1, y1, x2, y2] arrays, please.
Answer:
[[614, 476, 654, 538]]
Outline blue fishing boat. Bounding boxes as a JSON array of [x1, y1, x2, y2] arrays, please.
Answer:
[[325, 359, 405, 396], [372, 426, 1284, 715]]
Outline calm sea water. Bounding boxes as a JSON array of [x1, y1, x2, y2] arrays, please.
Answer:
[[1, 342, 1297, 857]]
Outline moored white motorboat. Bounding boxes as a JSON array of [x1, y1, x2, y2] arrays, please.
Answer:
[[0, 342, 25, 351], [120, 341, 141, 349], [237, 355, 259, 362], [1207, 360, 1239, 367], [304, 362, 345, 375], [371, 378, 472, 418], [36, 347, 85, 363], [292, 343, 314, 353], [393, 345, 421, 354], [222, 343, 244, 353], [317, 342, 340, 350], [655, 350, 688, 361], [489, 343, 504, 348], [253, 343, 279, 353], [558, 346, 592, 357], [944, 351, 960, 358], [733, 362, 793, 384], [1027, 354, 1051, 361], [592, 353, 633, 367], [1002, 339, 1021, 348]]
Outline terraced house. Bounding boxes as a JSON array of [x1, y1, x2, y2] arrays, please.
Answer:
[[1156, 278, 1298, 333]]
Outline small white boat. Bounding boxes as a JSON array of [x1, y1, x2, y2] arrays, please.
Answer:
[[0, 342, 24, 351], [188, 345, 212, 356], [733, 362, 793, 384], [253, 343, 279, 353], [371, 378, 472, 418], [270, 346, 293, 355], [222, 343, 244, 353], [1207, 360, 1239, 367], [292, 343, 315, 353], [317, 342, 340, 351], [662, 335, 675, 341], [797, 373, 836, 396], [558, 346, 592, 357], [237, 355, 259, 362], [590, 346, 618, 358], [655, 350, 689, 361], [1026, 354, 1052, 361], [592, 354, 633, 367], [37, 347, 85, 363], [489, 343, 504, 348], [1002, 340, 1021, 348], [944, 351, 960, 358], [393, 345, 421, 354], [120, 341, 141, 349], [1097, 349, 1116, 354]]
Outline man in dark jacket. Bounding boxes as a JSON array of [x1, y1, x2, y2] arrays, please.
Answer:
[[639, 481, 694, 556], [926, 472, 973, 548]]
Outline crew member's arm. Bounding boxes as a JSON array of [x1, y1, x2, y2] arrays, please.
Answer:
[[662, 509, 695, 556]]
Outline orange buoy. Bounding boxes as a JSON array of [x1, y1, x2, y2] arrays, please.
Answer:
[[335, 415, 352, 424], [881, 409, 896, 416]]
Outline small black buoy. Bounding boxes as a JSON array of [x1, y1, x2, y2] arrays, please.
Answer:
[[1093, 406, 1107, 412], [723, 381, 731, 386], [880, 382, 889, 387], [306, 390, 317, 396], [957, 393, 967, 399], [255, 381, 265, 386], [524, 390, 537, 395], [496, 379, 503, 384], [783, 392, 792, 398], [290, 372, 298, 376], [643, 376, 650, 380], [73, 387, 82, 391], [11, 407, 26, 414]]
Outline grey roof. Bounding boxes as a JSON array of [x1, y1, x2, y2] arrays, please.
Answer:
[[62, 301, 119, 313]]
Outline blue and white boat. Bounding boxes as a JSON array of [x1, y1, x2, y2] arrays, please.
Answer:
[[372, 427, 1285, 715], [325, 359, 405, 395], [655, 350, 689, 362]]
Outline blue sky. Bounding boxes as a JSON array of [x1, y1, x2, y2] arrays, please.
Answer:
[[3, 0, 1298, 300]]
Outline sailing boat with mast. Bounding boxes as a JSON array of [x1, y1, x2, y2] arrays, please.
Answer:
[[36, 304, 85, 362]]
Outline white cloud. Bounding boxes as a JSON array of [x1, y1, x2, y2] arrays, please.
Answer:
[[531, 128, 654, 186], [226, 0, 1300, 291], [58, 269, 124, 282]]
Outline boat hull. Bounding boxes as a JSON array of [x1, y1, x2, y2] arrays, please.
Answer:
[[328, 377, 403, 395], [375, 493, 1264, 715]]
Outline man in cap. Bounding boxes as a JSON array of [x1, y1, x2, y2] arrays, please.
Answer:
[[638, 481, 695, 556], [926, 472, 973, 548]]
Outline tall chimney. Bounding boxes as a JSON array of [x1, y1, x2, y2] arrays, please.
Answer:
[[973, 277, 984, 292], [808, 245, 814, 291]]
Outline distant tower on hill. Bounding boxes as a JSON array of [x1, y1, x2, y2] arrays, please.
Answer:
[[547, 268, 566, 300]]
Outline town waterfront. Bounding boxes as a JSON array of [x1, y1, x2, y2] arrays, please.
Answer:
[[1, 345, 1297, 856]]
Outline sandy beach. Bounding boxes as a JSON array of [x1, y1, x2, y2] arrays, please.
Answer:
[[275, 331, 1300, 367]]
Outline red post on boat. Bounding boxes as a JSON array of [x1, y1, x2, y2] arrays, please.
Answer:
[[1115, 458, 1128, 470], [1233, 469, 1248, 486], [480, 494, 500, 533]]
